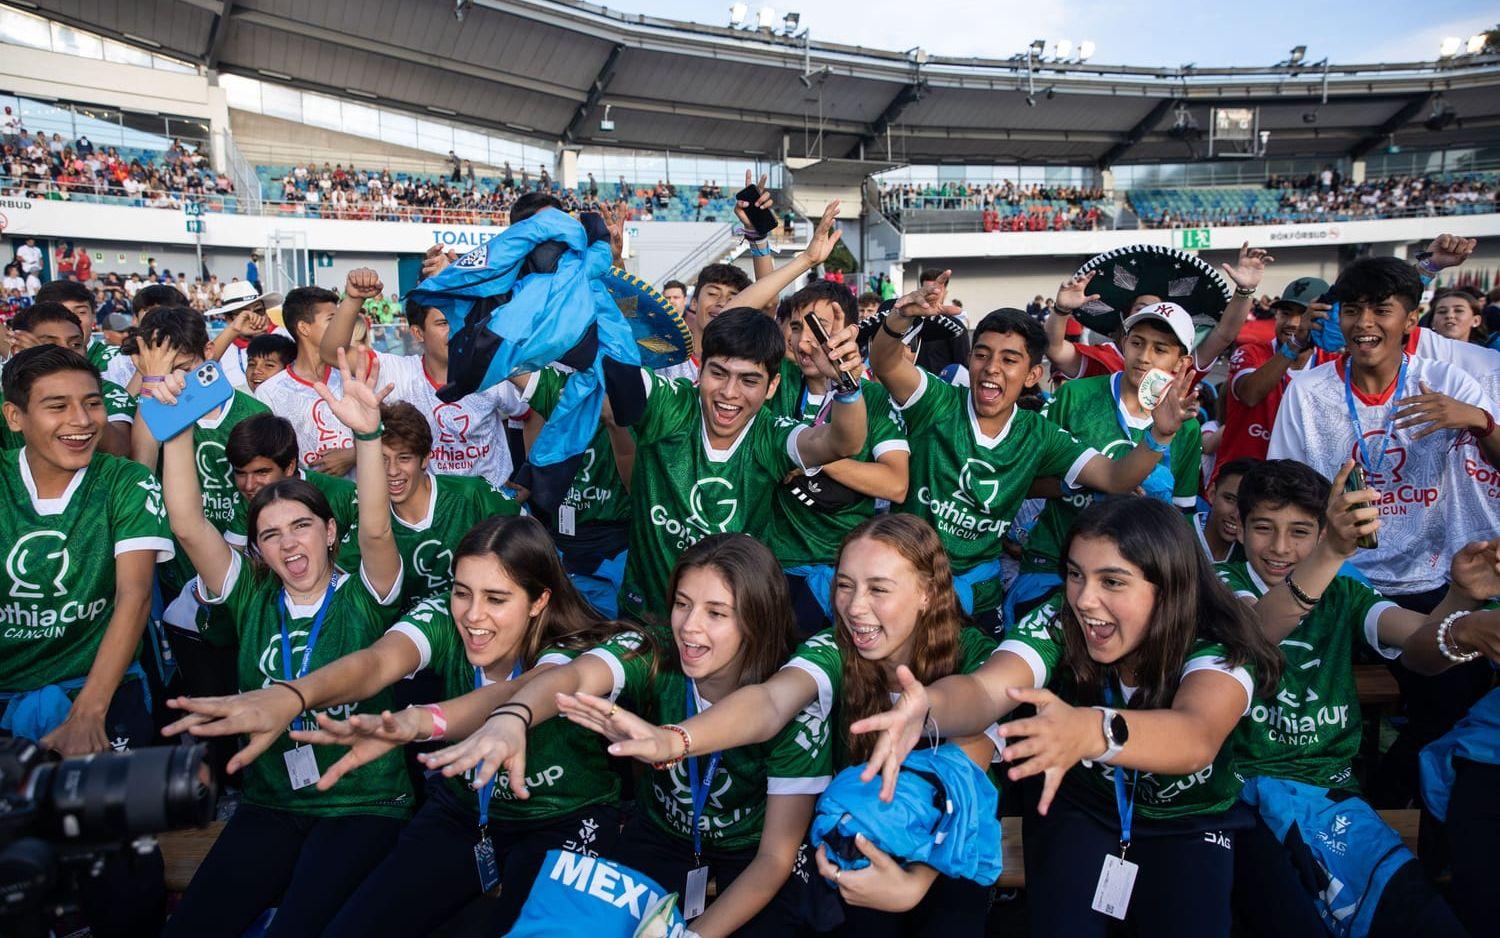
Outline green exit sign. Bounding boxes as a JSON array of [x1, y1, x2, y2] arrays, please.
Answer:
[[316, 252, 334, 268], [1179, 228, 1211, 250]]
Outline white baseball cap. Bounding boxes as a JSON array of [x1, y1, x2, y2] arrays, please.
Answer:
[[207, 279, 283, 317], [1122, 301, 1194, 350]]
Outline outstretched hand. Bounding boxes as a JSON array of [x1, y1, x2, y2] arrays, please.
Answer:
[[287, 710, 419, 791], [1424, 234, 1477, 270], [555, 691, 681, 765], [800, 201, 843, 266], [734, 169, 775, 236], [995, 686, 1105, 815], [1221, 241, 1275, 292], [1054, 271, 1100, 315], [1450, 538, 1500, 601], [313, 347, 392, 436], [847, 665, 930, 802], [894, 271, 961, 320]]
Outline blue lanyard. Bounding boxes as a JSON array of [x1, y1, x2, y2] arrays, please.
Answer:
[[1109, 373, 1147, 443], [276, 577, 337, 732], [475, 658, 525, 829], [799, 382, 833, 427], [684, 678, 724, 862], [1104, 682, 1138, 853], [1343, 355, 1408, 477]]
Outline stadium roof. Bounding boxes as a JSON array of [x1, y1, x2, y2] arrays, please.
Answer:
[[25, 0, 1500, 166]]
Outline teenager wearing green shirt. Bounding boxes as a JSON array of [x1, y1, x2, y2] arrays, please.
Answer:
[[223, 412, 360, 549], [850, 498, 1281, 937], [1220, 459, 1495, 937], [611, 306, 867, 624], [1196, 456, 1256, 565], [335, 401, 519, 612], [171, 514, 633, 936], [869, 274, 1198, 634], [767, 280, 909, 634], [1015, 301, 1205, 625], [157, 349, 412, 938], [423, 534, 831, 936], [527, 514, 1006, 933]]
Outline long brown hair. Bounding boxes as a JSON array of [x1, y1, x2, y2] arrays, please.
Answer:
[[666, 533, 795, 686], [1057, 497, 1281, 709], [832, 514, 964, 763], [453, 515, 629, 668]]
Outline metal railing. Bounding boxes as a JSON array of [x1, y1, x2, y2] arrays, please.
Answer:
[[1133, 200, 1499, 229], [217, 130, 263, 215]]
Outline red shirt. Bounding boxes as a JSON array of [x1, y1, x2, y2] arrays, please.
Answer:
[[1213, 340, 1285, 484]]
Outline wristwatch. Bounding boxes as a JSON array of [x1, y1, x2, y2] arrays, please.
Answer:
[[1093, 706, 1129, 764]]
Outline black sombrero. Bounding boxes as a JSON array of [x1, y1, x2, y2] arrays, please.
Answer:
[[1070, 244, 1232, 335]]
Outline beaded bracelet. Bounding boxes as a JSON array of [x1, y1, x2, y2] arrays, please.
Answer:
[[1437, 611, 1481, 663], [1284, 573, 1320, 608], [653, 723, 692, 770]]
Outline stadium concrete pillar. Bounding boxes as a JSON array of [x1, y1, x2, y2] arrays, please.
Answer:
[[1100, 168, 1115, 194], [558, 149, 579, 192], [1351, 160, 1367, 184]]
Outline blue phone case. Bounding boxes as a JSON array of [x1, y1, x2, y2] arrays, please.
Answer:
[[140, 361, 235, 442]]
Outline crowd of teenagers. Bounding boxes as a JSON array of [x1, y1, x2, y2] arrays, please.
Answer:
[[5, 181, 1500, 938]]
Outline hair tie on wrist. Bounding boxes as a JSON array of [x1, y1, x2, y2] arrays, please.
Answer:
[[353, 424, 384, 442], [270, 680, 308, 714]]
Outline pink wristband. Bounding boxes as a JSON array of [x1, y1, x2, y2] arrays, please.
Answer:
[[416, 703, 447, 741]]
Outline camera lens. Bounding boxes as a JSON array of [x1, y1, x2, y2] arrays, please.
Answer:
[[27, 744, 215, 842]]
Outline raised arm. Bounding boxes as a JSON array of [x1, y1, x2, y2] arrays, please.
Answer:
[[1234, 303, 1324, 407], [209, 305, 270, 365], [318, 268, 383, 367], [794, 321, 868, 468], [1195, 242, 1274, 370], [1045, 272, 1100, 378], [1071, 359, 1193, 494], [734, 170, 778, 282], [313, 348, 399, 596], [160, 392, 235, 596], [870, 272, 960, 405], [730, 200, 842, 314]]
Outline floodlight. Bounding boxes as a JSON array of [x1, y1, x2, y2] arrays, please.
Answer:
[[757, 6, 777, 29], [1054, 39, 1072, 59], [1077, 40, 1095, 61], [910, 47, 930, 65], [729, 3, 748, 26], [1467, 34, 1487, 55], [783, 11, 800, 32], [1439, 36, 1462, 57], [1030, 39, 1046, 55], [1287, 45, 1306, 64]]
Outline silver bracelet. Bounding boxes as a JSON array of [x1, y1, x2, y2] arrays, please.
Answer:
[[1437, 611, 1481, 663]]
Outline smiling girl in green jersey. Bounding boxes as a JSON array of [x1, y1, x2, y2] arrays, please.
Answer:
[[851, 498, 1281, 938], [163, 513, 635, 937], [158, 349, 412, 938], [422, 533, 832, 936], [527, 514, 1004, 935]]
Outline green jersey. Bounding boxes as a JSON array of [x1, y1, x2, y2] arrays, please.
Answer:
[[1023, 375, 1201, 574], [199, 553, 412, 818], [1195, 511, 1246, 565], [391, 596, 625, 821], [620, 370, 805, 622], [784, 626, 1001, 769], [766, 360, 909, 566], [0, 380, 136, 451], [0, 450, 173, 691], [87, 339, 118, 372], [525, 368, 630, 528], [1218, 561, 1397, 792], [591, 636, 833, 852], [896, 371, 1099, 615], [999, 594, 1253, 819], [159, 391, 270, 595], [339, 473, 519, 612]]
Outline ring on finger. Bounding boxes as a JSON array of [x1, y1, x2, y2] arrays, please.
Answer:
[[834, 868, 842, 885]]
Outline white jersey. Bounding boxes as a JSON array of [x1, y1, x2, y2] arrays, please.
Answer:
[[375, 352, 528, 487], [1269, 356, 1496, 595], [103, 352, 135, 388], [253, 366, 350, 467], [1410, 327, 1500, 401], [655, 358, 699, 383]]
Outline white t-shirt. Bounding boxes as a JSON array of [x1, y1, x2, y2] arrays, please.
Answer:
[[253, 365, 350, 467], [1268, 356, 1496, 595], [375, 352, 528, 487], [1410, 327, 1500, 402], [655, 358, 700, 383], [16, 244, 41, 274]]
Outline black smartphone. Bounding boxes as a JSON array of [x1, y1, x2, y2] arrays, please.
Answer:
[[803, 313, 860, 396], [1344, 464, 1379, 550], [734, 184, 779, 240]]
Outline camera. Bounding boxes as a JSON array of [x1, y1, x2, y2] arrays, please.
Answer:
[[0, 737, 214, 936]]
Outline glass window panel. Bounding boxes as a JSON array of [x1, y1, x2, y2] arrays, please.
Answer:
[[152, 55, 195, 74], [380, 110, 417, 147], [635, 153, 666, 181], [339, 101, 378, 137], [302, 93, 341, 130], [72, 104, 123, 146], [416, 118, 452, 154], [168, 117, 211, 146], [19, 98, 74, 139], [260, 83, 303, 122], [103, 39, 152, 67], [50, 23, 103, 59], [0, 8, 52, 50], [452, 127, 487, 161], [219, 74, 262, 113]]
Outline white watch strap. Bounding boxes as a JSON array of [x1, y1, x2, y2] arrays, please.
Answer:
[[1094, 706, 1125, 764]]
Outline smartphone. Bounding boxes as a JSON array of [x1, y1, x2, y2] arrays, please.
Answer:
[[140, 361, 235, 442], [803, 313, 861, 396], [734, 184, 779, 240], [1344, 463, 1379, 550]]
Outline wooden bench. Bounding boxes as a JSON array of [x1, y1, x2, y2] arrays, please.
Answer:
[[160, 821, 224, 892], [1355, 665, 1402, 706]]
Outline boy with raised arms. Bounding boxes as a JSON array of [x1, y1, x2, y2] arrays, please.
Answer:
[[869, 274, 1197, 633], [254, 285, 355, 475]]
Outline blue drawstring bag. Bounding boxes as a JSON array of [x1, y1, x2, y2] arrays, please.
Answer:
[[507, 850, 687, 938], [1420, 686, 1500, 822], [810, 743, 1001, 886]]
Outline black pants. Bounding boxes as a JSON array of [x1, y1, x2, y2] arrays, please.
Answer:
[[1374, 587, 1493, 808], [611, 813, 802, 937], [1022, 796, 1237, 938], [1230, 814, 1326, 936], [162, 803, 403, 938], [836, 870, 992, 936], [321, 774, 620, 938], [1444, 757, 1500, 936]]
